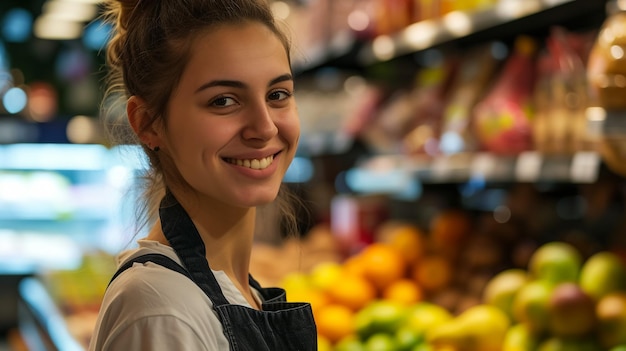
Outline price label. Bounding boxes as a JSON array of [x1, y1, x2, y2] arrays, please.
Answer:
[[570, 151, 600, 183], [470, 153, 497, 179], [515, 151, 542, 182], [432, 156, 453, 180]]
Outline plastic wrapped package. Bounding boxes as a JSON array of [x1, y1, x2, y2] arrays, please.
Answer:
[[587, 1, 626, 110]]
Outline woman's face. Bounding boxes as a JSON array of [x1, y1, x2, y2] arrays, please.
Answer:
[[159, 22, 299, 209]]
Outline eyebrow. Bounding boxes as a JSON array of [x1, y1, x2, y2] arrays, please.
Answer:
[[195, 73, 293, 93]]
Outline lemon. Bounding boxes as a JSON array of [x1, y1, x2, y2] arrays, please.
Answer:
[[428, 304, 510, 351], [309, 262, 343, 291], [317, 335, 333, 351]]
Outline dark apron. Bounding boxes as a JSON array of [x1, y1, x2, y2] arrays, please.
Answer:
[[112, 192, 317, 350]]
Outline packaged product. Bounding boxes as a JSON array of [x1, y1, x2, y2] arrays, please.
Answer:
[[472, 36, 538, 154]]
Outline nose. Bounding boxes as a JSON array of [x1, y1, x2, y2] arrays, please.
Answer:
[[242, 101, 278, 141]]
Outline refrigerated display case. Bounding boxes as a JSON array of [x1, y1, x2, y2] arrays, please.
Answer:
[[0, 143, 144, 350]]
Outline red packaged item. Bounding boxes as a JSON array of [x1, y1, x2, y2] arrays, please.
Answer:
[[472, 36, 538, 154]]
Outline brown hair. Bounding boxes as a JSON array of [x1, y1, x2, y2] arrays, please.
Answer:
[[101, 0, 298, 238]]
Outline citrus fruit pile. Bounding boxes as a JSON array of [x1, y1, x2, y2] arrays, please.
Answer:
[[280, 214, 473, 350]]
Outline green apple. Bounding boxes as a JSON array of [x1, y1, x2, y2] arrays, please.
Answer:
[[512, 280, 553, 334], [528, 242, 582, 284], [502, 323, 539, 351], [482, 268, 529, 321]]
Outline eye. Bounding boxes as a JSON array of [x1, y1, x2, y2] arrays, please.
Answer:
[[267, 90, 292, 102], [210, 96, 237, 107]]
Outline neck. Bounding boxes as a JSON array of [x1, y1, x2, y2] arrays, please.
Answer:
[[146, 194, 257, 290]]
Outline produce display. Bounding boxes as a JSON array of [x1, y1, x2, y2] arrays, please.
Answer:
[[278, 216, 626, 351]]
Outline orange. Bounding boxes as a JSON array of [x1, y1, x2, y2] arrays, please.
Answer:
[[359, 243, 409, 291], [412, 255, 453, 293], [326, 270, 377, 311], [430, 209, 472, 256], [303, 289, 331, 319], [382, 278, 423, 306], [380, 223, 427, 264], [343, 254, 368, 277], [315, 303, 356, 343]]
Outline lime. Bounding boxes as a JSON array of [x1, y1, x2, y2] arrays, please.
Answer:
[[395, 327, 423, 351], [364, 333, 398, 351], [355, 300, 406, 339], [335, 335, 366, 351]]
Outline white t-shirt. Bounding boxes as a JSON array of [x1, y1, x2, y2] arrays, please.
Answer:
[[88, 240, 262, 351]]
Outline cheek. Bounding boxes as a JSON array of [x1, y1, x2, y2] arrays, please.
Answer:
[[279, 110, 300, 146]]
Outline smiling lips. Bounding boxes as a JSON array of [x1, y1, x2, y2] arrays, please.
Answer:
[[225, 154, 275, 170]]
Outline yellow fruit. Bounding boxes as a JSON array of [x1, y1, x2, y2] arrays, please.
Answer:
[[512, 280, 553, 335], [482, 269, 529, 321], [359, 243, 409, 291], [310, 261, 344, 292], [382, 279, 423, 306], [502, 323, 539, 351], [317, 335, 333, 351], [427, 304, 510, 351], [579, 251, 626, 301], [404, 302, 453, 337], [316, 304, 356, 343], [281, 272, 311, 299]]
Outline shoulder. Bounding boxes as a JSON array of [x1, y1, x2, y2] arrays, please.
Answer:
[[89, 244, 226, 350]]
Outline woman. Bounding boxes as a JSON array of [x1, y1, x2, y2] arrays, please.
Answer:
[[88, 0, 317, 350]]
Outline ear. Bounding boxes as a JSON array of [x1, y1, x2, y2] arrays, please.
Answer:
[[127, 95, 160, 147]]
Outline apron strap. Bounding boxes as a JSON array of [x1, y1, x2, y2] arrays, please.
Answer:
[[159, 191, 230, 307], [107, 253, 190, 287]]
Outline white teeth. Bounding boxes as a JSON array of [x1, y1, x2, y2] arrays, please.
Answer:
[[228, 155, 274, 170]]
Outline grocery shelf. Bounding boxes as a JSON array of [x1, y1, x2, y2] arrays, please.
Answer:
[[587, 107, 626, 139], [349, 151, 601, 192], [357, 0, 605, 65]]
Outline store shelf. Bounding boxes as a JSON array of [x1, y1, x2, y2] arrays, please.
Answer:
[[347, 151, 601, 193], [587, 107, 626, 139], [357, 0, 606, 65]]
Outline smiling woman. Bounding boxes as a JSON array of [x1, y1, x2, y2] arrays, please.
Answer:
[[88, 1, 317, 350]]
